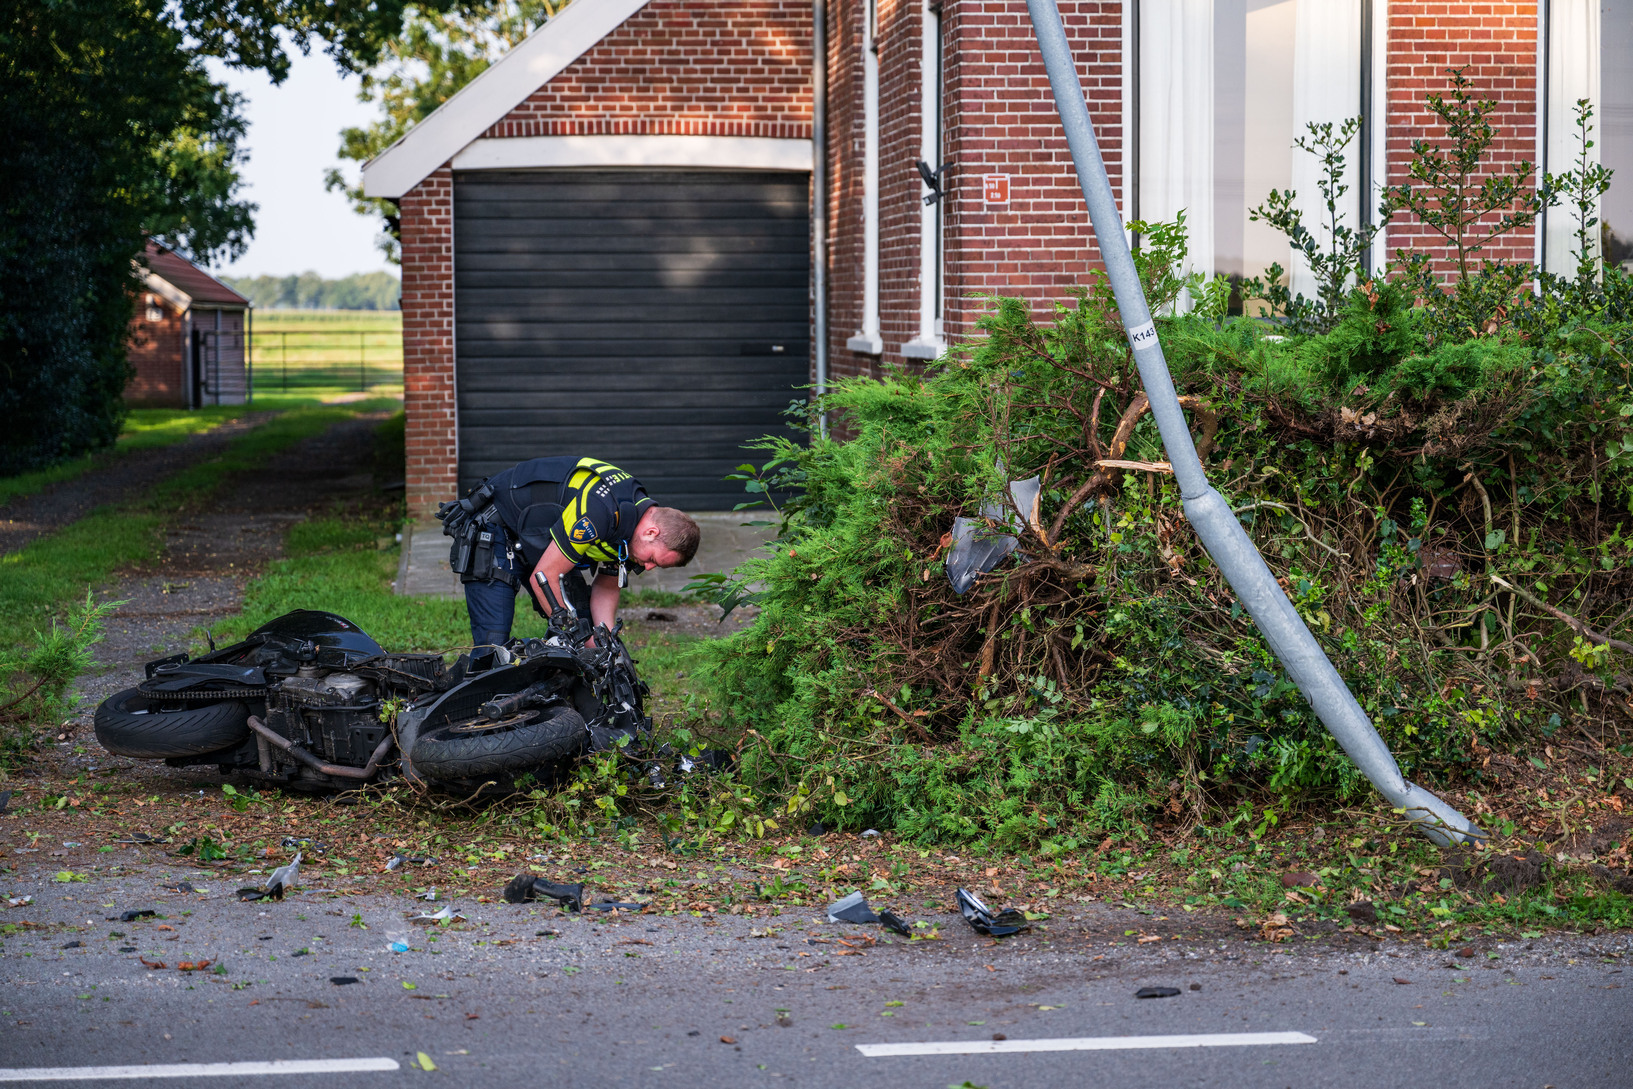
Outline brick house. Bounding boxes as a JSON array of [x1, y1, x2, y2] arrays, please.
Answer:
[[127, 242, 252, 407], [363, 0, 1629, 516]]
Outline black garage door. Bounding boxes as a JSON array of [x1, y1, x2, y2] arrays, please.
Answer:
[[453, 169, 811, 510]]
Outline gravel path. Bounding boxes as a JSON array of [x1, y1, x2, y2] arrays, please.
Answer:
[[71, 414, 394, 720], [0, 414, 272, 557]]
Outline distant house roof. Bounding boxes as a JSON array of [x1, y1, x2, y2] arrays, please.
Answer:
[[140, 242, 249, 310]]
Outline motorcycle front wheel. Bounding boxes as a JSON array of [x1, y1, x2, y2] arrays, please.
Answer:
[[94, 688, 252, 758], [412, 703, 589, 781]]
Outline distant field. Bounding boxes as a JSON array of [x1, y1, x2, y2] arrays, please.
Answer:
[[250, 310, 402, 395]]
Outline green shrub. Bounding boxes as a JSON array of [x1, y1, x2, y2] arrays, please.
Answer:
[[692, 258, 1632, 848]]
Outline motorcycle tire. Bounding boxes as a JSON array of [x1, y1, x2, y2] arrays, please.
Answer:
[[412, 703, 589, 781], [94, 688, 252, 758]]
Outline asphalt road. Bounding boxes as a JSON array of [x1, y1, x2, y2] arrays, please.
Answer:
[[3, 870, 1629, 1088]]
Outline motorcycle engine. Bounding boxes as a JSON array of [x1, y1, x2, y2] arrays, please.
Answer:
[[264, 671, 387, 769]]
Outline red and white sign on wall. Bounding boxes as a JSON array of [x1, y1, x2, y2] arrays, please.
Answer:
[[982, 174, 1010, 205]]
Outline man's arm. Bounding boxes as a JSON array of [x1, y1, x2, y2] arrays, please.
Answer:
[[588, 572, 621, 631]]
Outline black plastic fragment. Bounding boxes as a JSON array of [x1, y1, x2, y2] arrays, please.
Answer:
[[806, 822, 826, 836], [330, 976, 360, 986], [60, 940, 82, 949], [879, 910, 912, 937], [1135, 986, 1182, 999], [955, 888, 1030, 937], [0, 789, 12, 815], [502, 873, 584, 912], [112, 909, 157, 922], [592, 901, 645, 912], [826, 891, 881, 924]]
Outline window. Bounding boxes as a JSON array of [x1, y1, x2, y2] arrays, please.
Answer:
[[847, 0, 883, 355], [1608, 0, 1633, 268], [1139, 0, 1366, 309], [905, 0, 945, 360]]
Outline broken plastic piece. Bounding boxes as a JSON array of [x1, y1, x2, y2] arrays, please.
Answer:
[[330, 976, 360, 986], [879, 910, 912, 937], [418, 887, 438, 902], [0, 789, 11, 815], [410, 907, 465, 925], [502, 873, 584, 912], [860, 829, 881, 838], [955, 888, 1031, 937], [945, 475, 1042, 594], [1135, 986, 1182, 999], [592, 901, 645, 912], [112, 909, 157, 922], [267, 853, 301, 895], [826, 891, 881, 925]]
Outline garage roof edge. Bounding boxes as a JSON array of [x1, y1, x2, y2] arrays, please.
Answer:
[[361, 0, 655, 199]]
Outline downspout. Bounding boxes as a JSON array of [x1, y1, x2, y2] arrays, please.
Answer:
[[1024, 0, 1482, 846], [812, 0, 830, 437]]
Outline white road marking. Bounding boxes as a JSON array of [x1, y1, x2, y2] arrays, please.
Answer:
[[855, 1031, 1318, 1057], [0, 1058, 400, 1082]]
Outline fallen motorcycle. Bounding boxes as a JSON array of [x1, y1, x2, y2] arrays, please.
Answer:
[[93, 601, 651, 791]]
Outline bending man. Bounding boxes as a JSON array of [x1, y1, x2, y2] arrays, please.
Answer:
[[438, 456, 699, 648]]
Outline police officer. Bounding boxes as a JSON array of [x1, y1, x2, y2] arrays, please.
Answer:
[[438, 456, 699, 649]]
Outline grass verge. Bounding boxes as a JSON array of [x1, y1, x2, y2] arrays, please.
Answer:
[[0, 405, 257, 507], [0, 399, 400, 635]]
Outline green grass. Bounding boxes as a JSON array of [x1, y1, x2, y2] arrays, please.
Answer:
[[250, 310, 402, 399], [0, 400, 401, 636], [0, 405, 256, 506], [253, 310, 402, 333]]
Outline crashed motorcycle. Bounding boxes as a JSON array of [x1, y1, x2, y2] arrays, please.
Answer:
[[93, 590, 651, 791]]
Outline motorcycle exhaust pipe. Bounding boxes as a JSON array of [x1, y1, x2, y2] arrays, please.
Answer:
[[247, 715, 392, 781]]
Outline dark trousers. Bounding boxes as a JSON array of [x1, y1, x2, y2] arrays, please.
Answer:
[[464, 547, 591, 646]]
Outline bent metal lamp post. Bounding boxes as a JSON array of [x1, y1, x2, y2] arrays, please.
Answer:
[[1024, 0, 1482, 846]]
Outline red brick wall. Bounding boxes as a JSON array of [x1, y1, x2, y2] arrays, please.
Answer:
[[826, 0, 1125, 383], [487, 0, 813, 139], [401, 166, 458, 518], [125, 295, 186, 407], [1385, 1, 1541, 275]]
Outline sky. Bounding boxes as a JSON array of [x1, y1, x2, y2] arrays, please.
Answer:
[[207, 49, 397, 281]]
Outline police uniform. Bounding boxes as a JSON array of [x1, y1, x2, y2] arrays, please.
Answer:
[[440, 457, 654, 647]]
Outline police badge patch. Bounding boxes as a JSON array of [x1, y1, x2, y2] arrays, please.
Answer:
[[569, 515, 598, 544]]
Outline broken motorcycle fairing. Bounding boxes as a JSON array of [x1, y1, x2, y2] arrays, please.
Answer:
[[93, 609, 655, 792]]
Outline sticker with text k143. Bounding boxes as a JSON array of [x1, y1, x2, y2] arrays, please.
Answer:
[[1128, 321, 1159, 349]]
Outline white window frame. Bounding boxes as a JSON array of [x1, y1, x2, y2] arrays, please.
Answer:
[[1542, 0, 1603, 277], [847, 0, 884, 355], [904, 0, 945, 360]]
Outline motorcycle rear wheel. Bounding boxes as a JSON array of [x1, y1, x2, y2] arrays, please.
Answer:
[[412, 703, 588, 781], [94, 688, 252, 758]]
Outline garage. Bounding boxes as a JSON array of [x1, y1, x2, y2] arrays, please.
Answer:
[[453, 169, 811, 510]]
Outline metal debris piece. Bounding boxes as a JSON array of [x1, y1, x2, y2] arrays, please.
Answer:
[[826, 891, 881, 925], [502, 873, 584, 912], [879, 911, 912, 937], [954, 888, 1030, 937]]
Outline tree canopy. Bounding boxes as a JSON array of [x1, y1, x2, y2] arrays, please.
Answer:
[[0, 0, 447, 474], [328, 0, 568, 262]]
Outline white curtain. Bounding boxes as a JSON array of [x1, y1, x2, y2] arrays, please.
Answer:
[[1140, 0, 1214, 292], [1547, 0, 1602, 276], [1290, 0, 1362, 300]]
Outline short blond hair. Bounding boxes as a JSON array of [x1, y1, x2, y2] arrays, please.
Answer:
[[648, 506, 700, 565]]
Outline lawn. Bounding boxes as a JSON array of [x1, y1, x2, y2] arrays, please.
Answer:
[[250, 309, 402, 398], [0, 405, 256, 507], [0, 399, 403, 634]]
